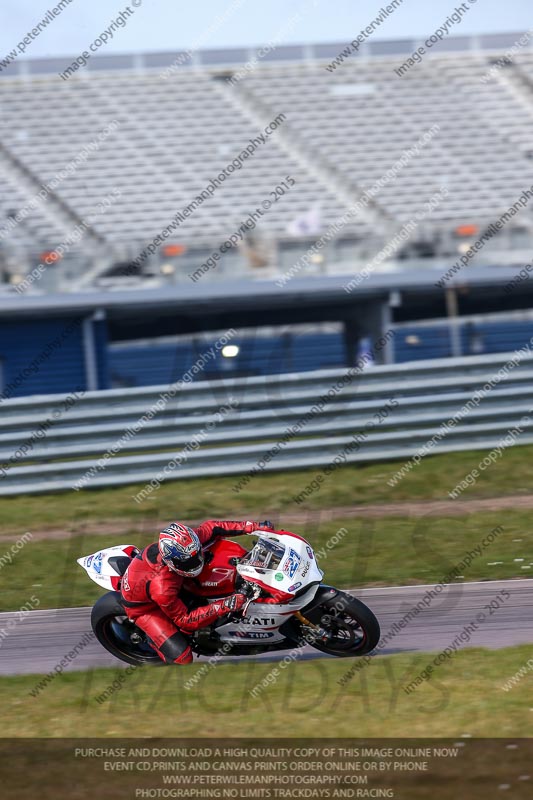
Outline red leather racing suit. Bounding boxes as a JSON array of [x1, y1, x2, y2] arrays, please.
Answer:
[[120, 520, 266, 664]]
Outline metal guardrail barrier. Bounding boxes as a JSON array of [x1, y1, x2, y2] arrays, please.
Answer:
[[1, 351, 532, 496]]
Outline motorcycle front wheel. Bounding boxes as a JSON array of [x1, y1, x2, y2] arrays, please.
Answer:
[[304, 591, 380, 657]]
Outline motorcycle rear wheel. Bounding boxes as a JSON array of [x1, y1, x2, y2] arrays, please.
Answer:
[[91, 591, 162, 666]]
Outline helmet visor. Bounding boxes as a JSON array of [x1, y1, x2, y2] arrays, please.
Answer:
[[168, 551, 204, 576]]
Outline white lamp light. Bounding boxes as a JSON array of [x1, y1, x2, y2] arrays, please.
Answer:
[[221, 345, 240, 358]]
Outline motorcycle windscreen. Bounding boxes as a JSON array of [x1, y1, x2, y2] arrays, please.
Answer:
[[237, 533, 323, 596], [239, 538, 285, 574]]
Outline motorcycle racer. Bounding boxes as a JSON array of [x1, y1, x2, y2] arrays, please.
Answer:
[[120, 519, 274, 665]]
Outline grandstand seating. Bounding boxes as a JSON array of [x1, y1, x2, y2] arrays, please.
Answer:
[[0, 161, 66, 246], [0, 39, 532, 256], [0, 72, 354, 247], [241, 57, 533, 222]]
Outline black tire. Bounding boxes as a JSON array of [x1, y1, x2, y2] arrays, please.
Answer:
[[304, 591, 380, 657], [91, 591, 162, 666]]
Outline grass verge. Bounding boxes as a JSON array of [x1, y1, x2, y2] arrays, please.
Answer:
[[3, 443, 533, 536], [6, 645, 532, 737]]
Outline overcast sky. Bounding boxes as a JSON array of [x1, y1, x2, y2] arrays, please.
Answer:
[[1, 0, 531, 60]]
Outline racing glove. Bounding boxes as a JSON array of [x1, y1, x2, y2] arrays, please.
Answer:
[[205, 593, 247, 620], [220, 593, 247, 614], [243, 520, 274, 534]]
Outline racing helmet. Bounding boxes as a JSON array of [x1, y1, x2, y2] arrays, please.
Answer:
[[158, 523, 204, 577]]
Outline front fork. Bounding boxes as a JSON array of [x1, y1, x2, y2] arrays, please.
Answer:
[[294, 610, 330, 644], [240, 583, 262, 617]]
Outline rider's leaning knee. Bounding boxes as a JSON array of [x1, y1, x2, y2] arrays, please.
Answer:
[[157, 631, 193, 665]]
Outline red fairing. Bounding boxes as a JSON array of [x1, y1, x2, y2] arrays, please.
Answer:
[[183, 538, 247, 597], [241, 574, 294, 603]]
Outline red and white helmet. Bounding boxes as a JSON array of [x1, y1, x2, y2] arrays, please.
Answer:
[[158, 523, 204, 577]]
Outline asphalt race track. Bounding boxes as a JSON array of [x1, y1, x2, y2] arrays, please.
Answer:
[[1, 579, 531, 676]]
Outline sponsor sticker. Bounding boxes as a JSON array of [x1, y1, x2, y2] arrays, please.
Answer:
[[93, 552, 104, 574], [306, 546, 314, 559], [288, 581, 302, 592], [228, 631, 274, 639], [282, 548, 301, 579], [301, 561, 310, 578], [275, 572, 284, 581], [85, 555, 93, 568], [121, 569, 130, 592]]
